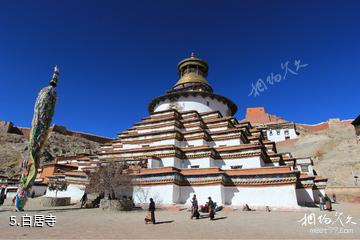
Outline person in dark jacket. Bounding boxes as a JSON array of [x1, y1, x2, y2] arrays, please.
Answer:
[[80, 192, 88, 208], [191, 194, 200, 219], [332, 193, 337, 203], [147, 198, 156, 224], [325, 194, 332, 211], [207, 197, 215, 220]]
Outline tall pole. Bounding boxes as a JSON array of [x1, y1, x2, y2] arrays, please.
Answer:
[[15, 66, 59, 211]]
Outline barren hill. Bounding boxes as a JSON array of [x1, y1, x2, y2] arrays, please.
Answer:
[[277, 119, 360, 187], [0, 120, 108, 178]]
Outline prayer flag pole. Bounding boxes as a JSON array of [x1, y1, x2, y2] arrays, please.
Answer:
[[15, 66, 59, 211]]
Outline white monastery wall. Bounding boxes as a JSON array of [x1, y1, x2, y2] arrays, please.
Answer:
[[210, 139, 241, 147], [178, 185, 224, 206], [154, 96, 231, 117], [133, 184, 299, 209], [133, 184, 176, 205], [137, 125, 181, 134], [225, 184, 299, 208], [45, 184, 85, 203], [184, 139, 206, 147], [217, 156, 263, 169], [147, 158, 162, 168], [161, 157, 182, 168], [186, 157, 214, 168], [266, 128, 298, 142]]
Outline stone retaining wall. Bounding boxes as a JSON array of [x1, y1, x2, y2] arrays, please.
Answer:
[[41, 197, 71, 207]]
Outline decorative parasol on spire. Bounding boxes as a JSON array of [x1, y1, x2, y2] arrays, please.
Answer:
[[15, 66, 59, 211]]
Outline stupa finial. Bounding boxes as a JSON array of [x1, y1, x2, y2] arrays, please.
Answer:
[[50, 65, 59, 87], [191, 52, 195, 58]]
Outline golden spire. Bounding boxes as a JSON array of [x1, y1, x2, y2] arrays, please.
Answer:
[[50, 65, 59, 87]]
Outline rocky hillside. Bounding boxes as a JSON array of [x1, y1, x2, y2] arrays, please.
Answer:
[[277, 120, 360, 187], [0, 121, 104, 178]]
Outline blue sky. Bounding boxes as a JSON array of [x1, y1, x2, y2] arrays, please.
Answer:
[[0, 0, 359, 138]]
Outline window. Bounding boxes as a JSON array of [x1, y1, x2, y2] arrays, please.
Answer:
[[301, 165, 309, 172], [276, 130, 280, 135], [285, 136, 290, 140], [284, 130, 289, 135], [269, 130, 273, 136], [231, 165, 243, 169], [191, 165, 200, 168], [142, 145, 150, 148], [219, 144, 227, 147], [206, 101, 210, 106]]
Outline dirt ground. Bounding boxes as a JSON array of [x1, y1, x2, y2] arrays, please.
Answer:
[[0, 199, 359, 239]]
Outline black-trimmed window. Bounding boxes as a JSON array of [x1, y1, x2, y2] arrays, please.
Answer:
[[230, 165, 243, 169]]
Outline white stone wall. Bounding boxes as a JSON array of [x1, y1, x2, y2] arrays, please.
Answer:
[[216, 156, 264, 169], [185, 157, 215, 168], [161, 157, 182, 168], [154, 95, 232, 117], [225, 184, 299, 209], [45, 184, 85, 203], [178, 185, 224, 206], [147, 158, 162, 168], [133, 184, 177, 205], [266, 128, 298, 142], [122, 138, 241, 151], [157, 156, 263, 169], [209, 139, 241, 147], [133, 183, 299, 209], [137, 125, 181, 134]]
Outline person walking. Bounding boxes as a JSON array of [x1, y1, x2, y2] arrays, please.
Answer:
[[191, 194, 200, 219], [325, 194, 332, 211], [0, 193, 4, 206], [145, 198, 156, 224], [332, 193, 337, 203], [80, 192, 87, 208], [319, 194, 324, 211], [207, 197, 215, 220]]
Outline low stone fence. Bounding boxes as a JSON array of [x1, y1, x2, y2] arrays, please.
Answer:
[[326, 187, 360, 203], [41, 197, 71, 207]]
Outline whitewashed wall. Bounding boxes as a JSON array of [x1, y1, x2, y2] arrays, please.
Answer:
[[225, 184, 299, 209], [133, 185, 177, 205], [266, 128, 298, 142], [134, 183, 300, 209], [45, 184, 85, 203], [154, 96, 232, 117], [178, 185, 224, 206], [185, 157, 214, 168], [137, 125, 181, 134], [147, 158, 162, 168], [216, 156, 263, 169], [161, 157, 182, 168], [210, 139, 241, 147]]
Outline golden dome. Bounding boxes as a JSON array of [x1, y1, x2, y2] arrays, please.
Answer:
[[174, 52, 210, 87], [175, 72, 209, 86]]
